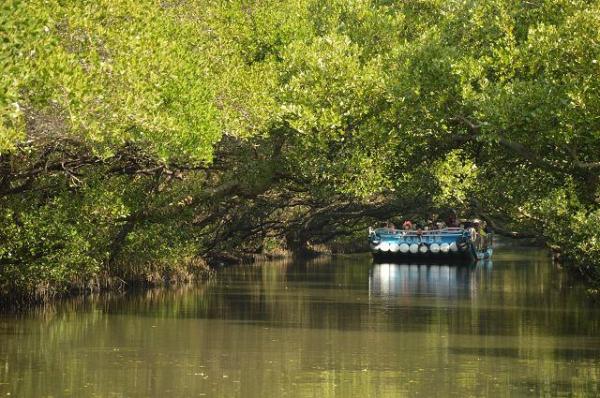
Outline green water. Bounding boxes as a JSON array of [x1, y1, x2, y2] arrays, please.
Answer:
[[1, 247, 600, 397]]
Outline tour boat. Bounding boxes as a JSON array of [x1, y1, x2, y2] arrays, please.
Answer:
[[368, 227, 493, 263]]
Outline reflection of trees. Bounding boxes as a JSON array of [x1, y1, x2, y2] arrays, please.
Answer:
[[2, 251, 600, 397]]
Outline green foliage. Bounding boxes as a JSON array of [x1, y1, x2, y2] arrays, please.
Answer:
[[1, 0, 220, 162], [431, 150, 478, 209], [2, 0, 600, 299]]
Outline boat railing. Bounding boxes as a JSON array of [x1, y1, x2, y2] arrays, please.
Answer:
[[371, 227, 466, 237]]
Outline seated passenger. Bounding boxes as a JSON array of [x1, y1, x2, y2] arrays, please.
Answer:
[[385, 221, 396, 232], [446, 210, 459, 227], [425, 220, 434, 231], [415, 219, 425, 232], [402, 220, 413, 232]]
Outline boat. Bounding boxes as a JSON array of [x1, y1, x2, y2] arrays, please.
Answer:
[[368, 226, 493, 264]]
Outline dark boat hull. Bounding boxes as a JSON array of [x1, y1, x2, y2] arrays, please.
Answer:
[[372, 247, 493, 264], [372, 251, 477, 264]]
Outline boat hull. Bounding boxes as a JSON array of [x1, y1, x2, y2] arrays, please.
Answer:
[[372, 247, 492, 264], [368, 227, 492, 265], [372, 250, 478, 264]]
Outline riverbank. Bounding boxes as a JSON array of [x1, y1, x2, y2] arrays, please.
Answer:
[[3, 235, 600, 310], [2, 248, 600, 397], [0, 257, 213, 310]]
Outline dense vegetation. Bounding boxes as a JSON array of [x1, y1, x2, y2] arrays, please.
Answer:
[[1, 0, 599, 300]]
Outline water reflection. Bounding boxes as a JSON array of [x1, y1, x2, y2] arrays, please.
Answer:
[[2, 250, 600, 397], [369, 263, 483, 298], [368, 261, 494, 299]]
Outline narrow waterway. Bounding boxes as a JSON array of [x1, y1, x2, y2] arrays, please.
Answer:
[[1, 246, 600, 397]]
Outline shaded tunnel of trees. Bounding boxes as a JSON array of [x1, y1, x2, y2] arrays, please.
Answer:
[[1, 0, 600, 299]]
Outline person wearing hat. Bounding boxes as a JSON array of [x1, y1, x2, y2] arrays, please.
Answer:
[[473, 219, 487, 250]]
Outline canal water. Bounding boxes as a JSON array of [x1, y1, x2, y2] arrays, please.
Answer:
[[1, 246, 600, 397]]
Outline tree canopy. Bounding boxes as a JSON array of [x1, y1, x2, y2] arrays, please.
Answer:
[[2, 0, 600, 299]]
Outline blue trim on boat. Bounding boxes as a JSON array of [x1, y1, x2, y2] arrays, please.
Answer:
[[368, 227, 492, 264]]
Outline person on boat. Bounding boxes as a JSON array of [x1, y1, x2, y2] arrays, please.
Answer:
[[466, 220, 477, 246], [483, 220, 494, 234], [446, 210, 460, 227], [427, 213, 439, 230], [424, 219, 434, 231], [402, 220, 413, 231], [473, 219, 487, 250], [435, 215, 448, 230], [480, 220, 492, 249], [416, 224, 423, 235]]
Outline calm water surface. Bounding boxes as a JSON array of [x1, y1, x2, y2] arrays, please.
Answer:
[[1, 246, 600, 397]]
